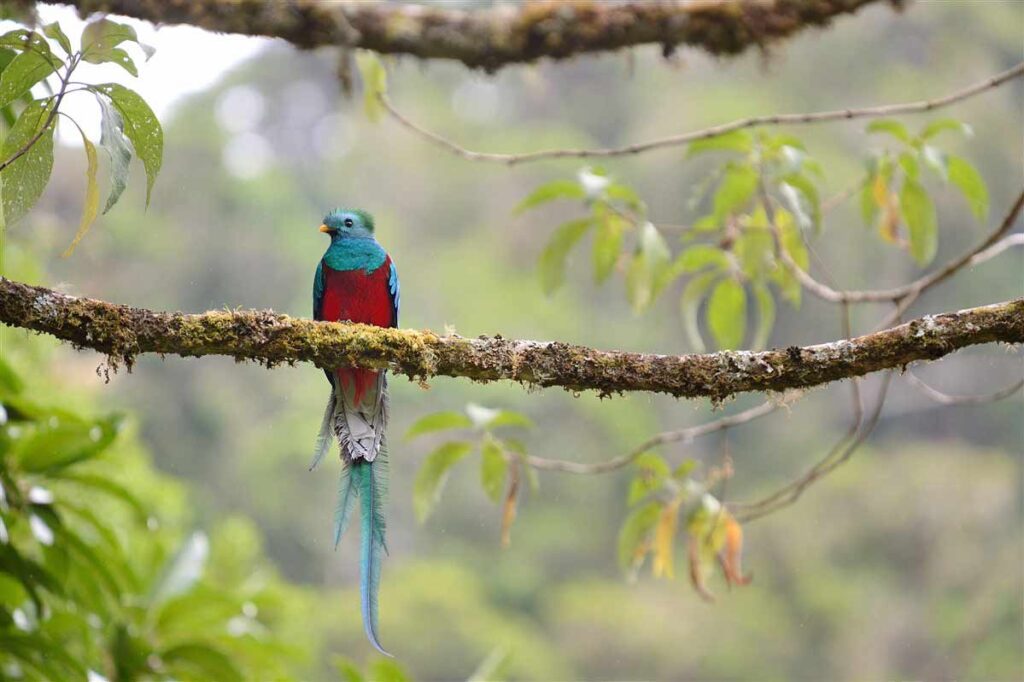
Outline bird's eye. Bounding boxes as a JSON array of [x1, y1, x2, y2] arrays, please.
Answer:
[[343, 218, 354, 228]]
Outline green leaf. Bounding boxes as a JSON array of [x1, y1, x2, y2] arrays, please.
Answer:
[[0, 50, 55, 110], [334, 657, 365, 682], [712, 164, 758, 223], [368, 659, 412, 682], [95, 92, 133, 214], [0, 30, 51, 54], [539, 218, 592, 294], [592, 212, 625, 283], [920, 118, 973, 140], [626, 221, 672, 310], [672, 459, 697, 480], [617, 501, 660, 572], [751, 282, 775, 351], [947, 155, 989, 222], [773, 209, 808, 307], [606, 182, 645, 212], [96, 83, 162, 206], [62, 126, 99, 257], [161, 643, 243, 682], [82, 19, 139, 56], [480, 436, 507, 504], [921, 145, 948, 182], [151, 531, 208, 604], [628, 452, 669, 506], [900, 177, 938, 266], [414, 441, 473, 523], [680, 271, 718, 352], [675, 244, 730, 274], [516, 179, 586, 214], [42, 23, 71, 54], [706, 278, 746, 350], [867, 119, 911, 144], [404, 411, 473, 440], [686, 130, 753, 157], [356, 51, 387, 122], [734, 229, 774, 280], [898, 151, 920, 180], [12, 414, 119, 473], [487, 410, 533, 430]]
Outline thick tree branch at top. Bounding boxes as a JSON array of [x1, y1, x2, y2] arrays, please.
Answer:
[[0, 277, 1020, 400], [59, 0, 895, 71]]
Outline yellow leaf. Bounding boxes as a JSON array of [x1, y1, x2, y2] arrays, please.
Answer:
[[63, 129, 99, 257], [719, 515, 752, 587], [500, 462, 520, 549], [652, 498, 682, 579]]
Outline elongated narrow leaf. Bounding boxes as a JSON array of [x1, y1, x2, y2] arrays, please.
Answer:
[[773, 209, 809, 307], [947, 155, 988, 221], [356, 52, 387, 122], [42, 23, 71, 54], [780, 173, 821, 232], [515, 179, 585, 214], [751, 282, 776, 351], [96, 83, 162, 206], [62, 127, 100, 257], [161, 643, 243, 682], [0, 29, 51, 53], [866, 119, 911, 144], [95, 92, 133, 213], [404, 411, 473, 440], [707, 278, 747, 350], [921, 145, 948, 182], [675, 244, 731, 274], [712, 164, 758, 223], [479, 436, 507, 504], [539, 218, 592, 294], [592, 212, 625, 282], [653, 498, 682, 579], [0, 50, 55, 109], [680, 271, 718, 352], [900, 177, 938, 266], [617, 501, 660, 573], [920, 118, 972, 140], [414, 441, 473, 522], [1, 99, 55, 224]]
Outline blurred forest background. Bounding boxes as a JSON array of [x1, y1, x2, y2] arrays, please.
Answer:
[[1, 1, 1022, 680]]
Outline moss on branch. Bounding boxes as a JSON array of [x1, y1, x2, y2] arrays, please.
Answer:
[[59, 0, 897, 71], [2, 277, 1020, 400]]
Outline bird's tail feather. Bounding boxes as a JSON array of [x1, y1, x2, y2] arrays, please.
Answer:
[[309, 388, 336, 471], [355, 447, 389, 656], [333, 462, 357, 549]]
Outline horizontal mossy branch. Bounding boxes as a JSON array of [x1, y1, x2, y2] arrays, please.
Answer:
[[1, 277, 1020, 400], [59, 0, 895, 71]]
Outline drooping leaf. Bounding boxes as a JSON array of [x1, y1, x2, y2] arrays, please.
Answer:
[[500, 465, 520, 549], [686, 130, 753, 157], [95, 83, 162, 206], [592, 212, 626, 283], [772, 209, 808, 307], [652, 498, 682, 579], [680, 271, 718, 352], [866, 119, 911, 144], [920, 118, 973, 140], [617, 501, 660, 573], [0, 29, 51, 54], [712, 164, 758, 223], [626, 221, 671, 310], [479, 436, 507, 504], [356, 51, 387, 122], [515, 179, 586, 214], [947, 155, 989, 222], [674, 244, 731, 274], [734, 229, 774, 280], [606, 182, 645, 212], [413, 441, 473, 523], [42, 23, 71, 54], [900, 177, 938, 266], [62, 126, 100, 257], [627, 452, 670, 506], [706, 278, 747, 350], [751, 282, 775, 351], [539, 218, 592, 294], [780, 173, 821, 232], [0, 50, 55, 110], [898, 151, 920, 180], [404, 411, 473, 440], [95, 92, 133, 214]]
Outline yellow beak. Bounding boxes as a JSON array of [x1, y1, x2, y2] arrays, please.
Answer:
[[319, 224, 331, 233]]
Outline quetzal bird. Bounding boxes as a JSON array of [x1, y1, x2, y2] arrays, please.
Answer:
[[310, 208, 398, 656]]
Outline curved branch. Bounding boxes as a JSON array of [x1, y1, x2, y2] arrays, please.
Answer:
[[62, 0, 895, 71], [378, 60, 1024, 164], [905, 372, 1023, 406], [1, 276, 1021, 400]]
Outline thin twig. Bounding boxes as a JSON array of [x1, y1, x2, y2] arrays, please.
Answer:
[[379, 61, 1024, 165], [904, 372, 1023, 406], [524, 400, 780, 474]]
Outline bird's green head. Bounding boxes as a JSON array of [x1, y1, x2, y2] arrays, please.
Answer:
[[319, 208, 375, 239]]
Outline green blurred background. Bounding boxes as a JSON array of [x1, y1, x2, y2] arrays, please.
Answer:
[[2, 1, 1022, 679]]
